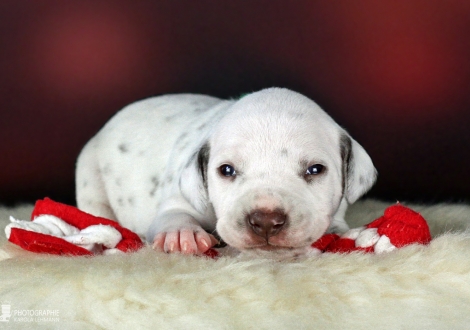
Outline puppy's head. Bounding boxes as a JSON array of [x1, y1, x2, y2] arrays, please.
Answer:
[[185, 88, 376, 258]]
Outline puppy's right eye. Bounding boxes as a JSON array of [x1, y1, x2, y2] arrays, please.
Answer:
[[219, 164, 236, 177]]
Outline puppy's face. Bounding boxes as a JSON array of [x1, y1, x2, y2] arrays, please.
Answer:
[[201, 89, 376, 257]]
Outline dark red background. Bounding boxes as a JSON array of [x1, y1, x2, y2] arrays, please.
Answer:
[[1, 0, 469, 205]]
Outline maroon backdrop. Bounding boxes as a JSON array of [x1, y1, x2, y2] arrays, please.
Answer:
[[1, 0, 469, 205]]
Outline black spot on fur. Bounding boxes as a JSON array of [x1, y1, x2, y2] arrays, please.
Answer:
[[165, 113, 179, 122], [150, 176, 160, 197], [151, 176, 160, 184], [193, 107, 205, 113], [340, 134, 353, 196], [102, 164, 112, 175], [117, 197, 124, 207], [165, 174, 173, 184], [197, 122, 207, 131], [281, 149, 288, 157], [118, 143, 129, 153], [128, 197, 135, 206]]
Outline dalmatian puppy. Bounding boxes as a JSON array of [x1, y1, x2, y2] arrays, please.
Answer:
[[76, 88, 377, 258]]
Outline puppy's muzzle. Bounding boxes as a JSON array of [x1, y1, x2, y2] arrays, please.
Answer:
[[246, 209, 287, 239]]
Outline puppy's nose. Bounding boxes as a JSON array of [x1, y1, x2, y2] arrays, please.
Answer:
[[247, 210, 287, 239]]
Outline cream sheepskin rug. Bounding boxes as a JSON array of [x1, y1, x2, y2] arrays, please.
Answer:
[[1, 199, 470, 329]]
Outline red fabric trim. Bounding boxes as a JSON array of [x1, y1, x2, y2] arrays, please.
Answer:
[[31, 198, 144, 252], [8, 227, 93, 256]]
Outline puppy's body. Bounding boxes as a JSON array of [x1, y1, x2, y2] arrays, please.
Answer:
[[76, 88, 376, 258], [76, 94, 226, 235]]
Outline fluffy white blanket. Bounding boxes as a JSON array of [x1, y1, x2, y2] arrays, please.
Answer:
[[1, 200, 470, 329]]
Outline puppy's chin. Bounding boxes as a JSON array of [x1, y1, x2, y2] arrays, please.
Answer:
[[236, 245, 318, 261]]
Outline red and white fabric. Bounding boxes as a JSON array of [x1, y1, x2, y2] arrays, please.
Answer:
[[4, 199, 430, 259], [5, 198, 143, 256]]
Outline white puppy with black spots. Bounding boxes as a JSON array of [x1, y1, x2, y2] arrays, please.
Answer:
[[76, 88, 377, 258]]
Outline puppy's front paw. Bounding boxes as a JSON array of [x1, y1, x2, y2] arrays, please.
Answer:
[[152, 228, 218, 255]]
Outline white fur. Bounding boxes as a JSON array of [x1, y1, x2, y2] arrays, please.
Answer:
[[75, 88, 377, 257], [1, 200, 470, 328]]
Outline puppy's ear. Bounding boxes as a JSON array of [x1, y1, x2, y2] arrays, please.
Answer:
[[179, 143, 210, 214], [340, 133, 377, 204]]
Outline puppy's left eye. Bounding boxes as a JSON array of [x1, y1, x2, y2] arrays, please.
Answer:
[[219, 164, 236, 177], [305, 164, 324, 176]]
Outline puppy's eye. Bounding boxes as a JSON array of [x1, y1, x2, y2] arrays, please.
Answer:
[[219, 164, 236, 177], [305, 164, 324, 176]]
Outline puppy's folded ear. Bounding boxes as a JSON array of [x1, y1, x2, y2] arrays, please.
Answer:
[[341, 133, 377, 204], [179, 143, 210, 214]]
